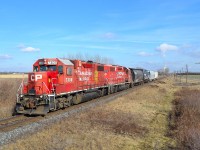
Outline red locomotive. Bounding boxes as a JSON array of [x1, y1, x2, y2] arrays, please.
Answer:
[[16, 58, 132, 115]]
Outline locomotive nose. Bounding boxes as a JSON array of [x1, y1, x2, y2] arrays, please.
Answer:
[[28, 72, 50, 95]]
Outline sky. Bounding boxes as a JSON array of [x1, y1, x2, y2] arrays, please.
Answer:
[[0, 0, 200, 72]]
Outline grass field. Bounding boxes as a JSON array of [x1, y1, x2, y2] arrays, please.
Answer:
[[0, 74, 28, 79], [0, 74, 28, 118], [0, 78, 23, 118], [175, 74, 200, 83]]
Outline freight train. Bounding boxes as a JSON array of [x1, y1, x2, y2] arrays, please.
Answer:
[[15, 58, 158, 115]]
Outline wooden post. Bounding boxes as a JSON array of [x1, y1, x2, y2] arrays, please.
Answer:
[[186, 64, 188, 83]]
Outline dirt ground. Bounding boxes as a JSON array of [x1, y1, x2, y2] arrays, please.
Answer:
[[1, 77, 181, 150]]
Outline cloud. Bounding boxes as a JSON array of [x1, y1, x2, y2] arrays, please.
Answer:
[[101, 32, 116, 39], [181, 44, 200, 58], [138, 51, 154, 57], [156, 43, 178, 56], [18, 44, 40, 52], [21, 47, 40, 52], [0, 54, 12, 59]]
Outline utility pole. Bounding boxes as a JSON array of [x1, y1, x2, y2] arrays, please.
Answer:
[[186, 64, 188, 83], [174, 71, 176, 80]]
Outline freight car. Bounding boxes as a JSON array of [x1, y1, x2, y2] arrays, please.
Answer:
[[129, 68, 144, 85], [133, 69, 150, 83], [15, 58, 132, 115], [143, 69, 150, 82], [149, 71, 156, 81], [154, 71, 158, 79]]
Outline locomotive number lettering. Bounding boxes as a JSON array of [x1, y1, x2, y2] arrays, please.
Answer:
[[79, 77, 89, 81], [117, 72, 124, 78], [66, 78, 73, 82], [48, 61, 57, 65], [31, 74, 42, 81], [117, 72, 124, 75], [77, 70, 92, 76]]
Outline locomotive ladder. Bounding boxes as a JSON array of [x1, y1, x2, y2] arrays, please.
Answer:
[[48, 94, 56, 110]]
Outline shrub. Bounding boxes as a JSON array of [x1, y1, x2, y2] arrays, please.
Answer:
[[173, 88, 200, 150]]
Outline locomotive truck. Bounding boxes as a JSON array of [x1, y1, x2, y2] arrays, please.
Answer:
[[15, 58, 132, 115]]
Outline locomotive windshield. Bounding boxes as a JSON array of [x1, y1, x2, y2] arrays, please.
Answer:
[[40, 65, 57, 71], [33, 65, 57, 72]]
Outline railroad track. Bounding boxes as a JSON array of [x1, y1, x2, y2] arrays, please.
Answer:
[[0, 116, 27, 132], [0, 115, 43, 132], [0, 116, 25, 127]]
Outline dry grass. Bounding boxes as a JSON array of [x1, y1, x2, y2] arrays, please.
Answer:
[[0, 78, 23, 118], [0, 74, 28, 79], [84, 108, 147, 137], [2, 78, 178, 150], [170, 88, 200, 150]]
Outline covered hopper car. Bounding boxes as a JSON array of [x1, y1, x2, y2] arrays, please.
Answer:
[[130, 68, 144, 85]]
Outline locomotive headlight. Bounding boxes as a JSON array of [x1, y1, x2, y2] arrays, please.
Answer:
[[40, 95, 43, 98], [19, 95, 24, 100]]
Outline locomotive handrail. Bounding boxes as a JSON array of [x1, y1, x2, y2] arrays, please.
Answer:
[[17, 81, 51, 95], [17, 82, 23, 95], [16, 82, 23, 103], [42, 82, 50, 94]]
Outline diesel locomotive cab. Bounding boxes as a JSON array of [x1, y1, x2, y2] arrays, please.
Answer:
[[16, 59, 59, 115]]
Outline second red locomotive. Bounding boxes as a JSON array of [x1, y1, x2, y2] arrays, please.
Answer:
[[16, 58, 132, 115]]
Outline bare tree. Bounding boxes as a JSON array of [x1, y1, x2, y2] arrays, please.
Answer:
[[75, 53, 83, 60], [93, 54, 101, 63], [60, 53, 114, 64]]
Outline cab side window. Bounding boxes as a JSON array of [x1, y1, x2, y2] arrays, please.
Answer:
[[58, 65, 63, 74], [67, 67, 72, 76], [33, 66, 38, 72]]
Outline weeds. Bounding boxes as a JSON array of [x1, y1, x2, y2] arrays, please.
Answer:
[[85, 108, 147, 137], [0, 78, 22, 118], [171, 88, 200, 150]]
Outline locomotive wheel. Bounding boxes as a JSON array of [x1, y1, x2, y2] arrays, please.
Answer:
[[72, 93, 82, 105], [65, 96, 73, 107], [12, 108, 17, 116], [114, 86, 118, 93], [100, 88, 105, 96], [13, 103, 21, 116]]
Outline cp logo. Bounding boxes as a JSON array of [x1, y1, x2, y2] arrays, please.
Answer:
[[31, 74, 42, 81]]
